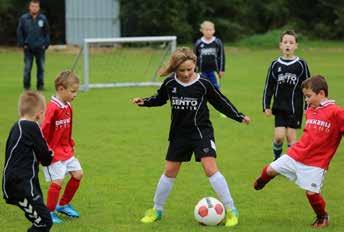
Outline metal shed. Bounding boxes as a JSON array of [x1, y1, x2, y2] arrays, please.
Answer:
[[65, 0, 120, 45]]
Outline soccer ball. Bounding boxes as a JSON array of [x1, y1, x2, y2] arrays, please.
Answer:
[[194, 197, 225, 226]]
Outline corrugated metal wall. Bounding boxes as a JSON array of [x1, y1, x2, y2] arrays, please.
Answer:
[[65, 0, 120, 45]]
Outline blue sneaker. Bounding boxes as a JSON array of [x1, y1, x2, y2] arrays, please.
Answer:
[[50, 211, 62, 224], [56, 204, 80, 218]]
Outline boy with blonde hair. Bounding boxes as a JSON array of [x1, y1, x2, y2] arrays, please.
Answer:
[[194, 20, 225, 90], [2, 91, 53, 231], [42, 71, 83, 224]]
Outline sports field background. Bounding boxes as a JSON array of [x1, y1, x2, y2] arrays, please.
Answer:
[[0, 41, 343, 231]]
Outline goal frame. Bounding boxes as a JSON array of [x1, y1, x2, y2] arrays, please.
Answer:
[[81, 36, 177, 91]]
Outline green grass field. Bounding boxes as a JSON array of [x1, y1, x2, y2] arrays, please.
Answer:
[[0, 43, 343, 232]]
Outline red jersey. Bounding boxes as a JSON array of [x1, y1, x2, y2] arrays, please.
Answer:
[[288, 100, 344, 169], [42, 96, 75, 163]]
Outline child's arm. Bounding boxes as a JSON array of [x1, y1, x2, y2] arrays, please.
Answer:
[[337, 107, 344, 135], [262, 63, 276, 115], [194, 40, 201, 70], [206, 80, 249, 124], [216, 38, 225, 77], [132, 80, 169, 107], [41, 104, 55, 141], [31, 122, 53, 166]]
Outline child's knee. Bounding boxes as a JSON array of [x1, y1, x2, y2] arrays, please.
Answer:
[[71, 170, 83, 180], [266, 165, 278, 176]]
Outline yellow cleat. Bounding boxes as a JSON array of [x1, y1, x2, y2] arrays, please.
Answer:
[[224, 208, 239, 227], [140, 208, 162, 224]]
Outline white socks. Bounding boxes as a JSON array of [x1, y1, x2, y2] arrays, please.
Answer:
[[153, 174, 175, 211], [208, 171, 235, 210]]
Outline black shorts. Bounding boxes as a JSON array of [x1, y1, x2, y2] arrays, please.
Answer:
[[274, 110, 302, 129], [166, 136, 217, 162]]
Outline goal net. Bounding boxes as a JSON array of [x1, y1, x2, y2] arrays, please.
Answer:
[[81, 36, 177, 91]]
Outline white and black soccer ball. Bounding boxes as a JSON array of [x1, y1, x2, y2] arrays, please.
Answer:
[[194, 197, 225, 226]]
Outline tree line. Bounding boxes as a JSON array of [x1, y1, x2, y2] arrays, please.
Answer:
[[0, 0, 343, 45]]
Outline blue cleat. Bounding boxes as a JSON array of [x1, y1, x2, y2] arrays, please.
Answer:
[[50, 211, 62, 224], [56, 204, 80, 218]]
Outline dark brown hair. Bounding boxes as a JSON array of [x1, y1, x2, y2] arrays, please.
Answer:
[[54, 71, 80, 90], [301, 75, 328, 97], [280, 30, 297, 42], [158, 47, 197, 76]]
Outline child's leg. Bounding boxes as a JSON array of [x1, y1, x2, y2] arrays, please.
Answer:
[[253, 165, 279, 190], [17, 196, 52, 232], [306, 191, 327, 217], [46, 179, 63, 212], [273, 127, 286, 160], [286, 128, 297, 147], [153, 161, 180, 211], [201, 157, 235, 211], [306, 191, 329, 228], [59, 170, 83, 206]]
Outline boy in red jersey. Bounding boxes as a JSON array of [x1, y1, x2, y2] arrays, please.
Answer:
[[41, 71, 83, 224], [254, 75, 344, 228]]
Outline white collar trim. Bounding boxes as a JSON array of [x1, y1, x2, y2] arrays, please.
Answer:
[[201, 37, 216, 44], [174, 73, 200, 87], [277, 56, 299, 66]]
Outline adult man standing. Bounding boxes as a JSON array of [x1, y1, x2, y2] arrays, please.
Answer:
[[17, 0, 50, 91]]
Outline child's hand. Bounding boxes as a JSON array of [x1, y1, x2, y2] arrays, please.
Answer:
[[132, 98, 144, 106], [242, 116, 251, 124], [264, 109, 272, 117], [218, 71, 224, 78]]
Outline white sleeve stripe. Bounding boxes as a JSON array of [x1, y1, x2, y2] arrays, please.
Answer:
[[200, 79, 242, 118]]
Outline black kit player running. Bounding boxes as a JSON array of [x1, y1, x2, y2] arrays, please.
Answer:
[[140, 73, 245, 161], [2, 120, 53, 232], [262, 57, 310, 128]]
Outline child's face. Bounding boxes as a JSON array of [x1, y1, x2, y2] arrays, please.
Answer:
[[201, 25, 215, 39], [58, 83, 79, 103], [303, 88, 325, 108], [176, 60, 196, 83], [279, 34, 297, 57]]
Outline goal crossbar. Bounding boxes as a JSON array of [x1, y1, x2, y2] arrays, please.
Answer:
[[81, 36, 177, 91]]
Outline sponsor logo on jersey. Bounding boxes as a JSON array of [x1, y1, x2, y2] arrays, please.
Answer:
[[171, 96, 198, 110], [55, 118, 71, 128], [200, 48, 216, 56], [306, 119, 331, 132], [277, 72, 297, 85]]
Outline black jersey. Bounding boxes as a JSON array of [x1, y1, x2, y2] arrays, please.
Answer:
[[2, 120, 53, 203], [194, 37, 225, 72], [142, 74, 245, 140], [262, 56, 310, 115]]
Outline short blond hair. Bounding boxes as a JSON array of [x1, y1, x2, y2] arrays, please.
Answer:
[[54, 71, 80, 90], [18, 91, 45, 117], [200, 21, 215, 30]]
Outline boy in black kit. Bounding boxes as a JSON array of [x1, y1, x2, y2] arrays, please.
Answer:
[[2, 91, 53, 232], [194, 21, 225, 90], [262, 30, 310, 160]]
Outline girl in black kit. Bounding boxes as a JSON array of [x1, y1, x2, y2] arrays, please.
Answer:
[[133, 47, 250, 227], [262, 30, 310, 161], [2, 91, 53, 232]]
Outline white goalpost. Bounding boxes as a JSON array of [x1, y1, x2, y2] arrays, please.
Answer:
[[81, 36, 177, 91]]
